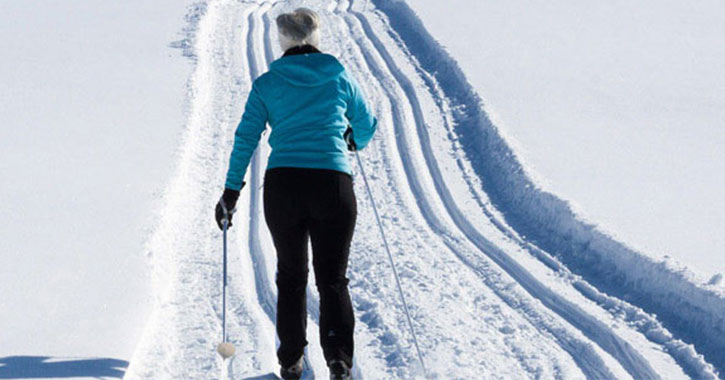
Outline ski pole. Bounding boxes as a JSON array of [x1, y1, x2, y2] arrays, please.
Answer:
[[222, 217, 228, 340], [217, 206, 236, 359], [354, 149, 428, 377]]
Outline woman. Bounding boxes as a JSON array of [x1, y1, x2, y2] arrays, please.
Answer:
[[214, 8, 377, 380]]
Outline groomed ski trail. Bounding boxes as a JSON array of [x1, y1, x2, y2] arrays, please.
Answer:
[[343, 3, 666, 380], [325, 5, 588, 380], [334, 6, 622, 380], [355, 1, 721, 378], [126, 0, 722, 379], [343, 1, 719, 379], [258, 3, 573, 378], [360, 2, 722, 378]]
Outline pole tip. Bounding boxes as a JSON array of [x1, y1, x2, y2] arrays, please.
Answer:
[[217, 342, 236, 359]]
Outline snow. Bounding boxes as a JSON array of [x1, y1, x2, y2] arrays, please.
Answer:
[[2, 0, 724, 379], [0, 0, 190, 367], [403, 0, 725, 279]]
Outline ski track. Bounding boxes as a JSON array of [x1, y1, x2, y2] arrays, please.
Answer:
[[342, 4, 667, 380], [125, 0, 722, 378], [367, 2, 721, 378], [327, 8, 581, 380], [326, 4, 637, 380], [340, 3, 663, 380], [361, 1, 721, 379], [333, 7, 616, 380]]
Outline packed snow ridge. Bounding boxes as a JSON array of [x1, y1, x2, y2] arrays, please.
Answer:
[[124, 0, 724, 379]]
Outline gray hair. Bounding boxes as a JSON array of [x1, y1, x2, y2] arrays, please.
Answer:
[[276, 8, 321, 50]]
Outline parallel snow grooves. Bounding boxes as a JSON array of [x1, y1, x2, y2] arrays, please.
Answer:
[[382, 6, 718, 380], [338, 12, 618, 380], [246, 5, 276, 324], [345, 4, 667, 380], [353, 8, 662, 379], [261, 12, 275, 67], [368, 0, 723, 378], [335, 7, 628, 380], [356, 4, 718, 380], [324, 7, 581, 378], [329, 19, 534, 380]]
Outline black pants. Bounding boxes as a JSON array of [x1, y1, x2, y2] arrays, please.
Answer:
[[263, 167, 357, 369]]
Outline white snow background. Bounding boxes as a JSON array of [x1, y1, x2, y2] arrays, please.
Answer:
[[0, 0, 191, 376], [1, 0, 723, 379]]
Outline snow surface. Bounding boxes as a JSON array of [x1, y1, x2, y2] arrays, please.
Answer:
[[3, 0, 724, 379], [404, 0, 725, 279], [0, 0, 190, 370]]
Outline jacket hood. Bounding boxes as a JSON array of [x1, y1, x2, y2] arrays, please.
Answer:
[[269, 53, 344, 87]]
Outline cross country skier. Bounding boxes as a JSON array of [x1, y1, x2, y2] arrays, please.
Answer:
[[215, 8, 377, 380]]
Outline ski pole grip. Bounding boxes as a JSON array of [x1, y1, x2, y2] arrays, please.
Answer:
[[344, 126, 357, 151]]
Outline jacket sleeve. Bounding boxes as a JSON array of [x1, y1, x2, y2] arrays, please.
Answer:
[[343, 72, 377, 150], [225, 82, 268, 190]]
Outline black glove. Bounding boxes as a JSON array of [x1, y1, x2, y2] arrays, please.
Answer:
[[215, 184, 243, 230], [344, 126, 357, 151]]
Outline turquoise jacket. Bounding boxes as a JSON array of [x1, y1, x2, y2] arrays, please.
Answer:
[[224, 52, 378, 190]]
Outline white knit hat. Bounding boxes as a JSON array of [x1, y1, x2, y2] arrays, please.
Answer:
[[276, 8, 321, 51]]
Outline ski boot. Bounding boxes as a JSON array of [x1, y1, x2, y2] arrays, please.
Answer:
[[280, 356, 304, 380], [328, 360, 351, 380]]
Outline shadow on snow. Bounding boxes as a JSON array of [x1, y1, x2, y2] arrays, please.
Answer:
[[0, 356, 127, 379], [241, 373, 280, 380]]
